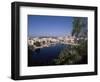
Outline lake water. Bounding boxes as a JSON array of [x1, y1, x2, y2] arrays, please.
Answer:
[[28, 44, 67, 66], [28, 43, 87, 66]]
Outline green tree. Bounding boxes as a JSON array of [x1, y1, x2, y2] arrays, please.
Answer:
[[53, 17, 88, 65], [53, 41, 87, 65], [72, 17, 87, 38], [34, 41, 41, 47]]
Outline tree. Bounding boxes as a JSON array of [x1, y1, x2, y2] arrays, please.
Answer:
[[34, 41, 41, 47], [42, 41, 45, 44], [72, 17, 87, 38], [53, 17, 88, 65], [53, 41, 87, 65]]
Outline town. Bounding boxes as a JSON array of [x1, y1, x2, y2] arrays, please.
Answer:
[[28, 36, 82, 51]]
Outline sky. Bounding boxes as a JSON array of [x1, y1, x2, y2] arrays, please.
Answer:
[[28, 15, 73, 37]]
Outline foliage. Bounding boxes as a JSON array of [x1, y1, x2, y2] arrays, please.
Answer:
[[53, 40, 87, 65], [34, 41, 41, 47], [72, 17, 87, 38], [28, 45, 35, 51], [53, 17, 88, 65], [42, 41, 45, 44]]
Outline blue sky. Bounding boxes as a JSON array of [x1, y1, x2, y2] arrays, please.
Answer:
[[28, 15, 73, 37]]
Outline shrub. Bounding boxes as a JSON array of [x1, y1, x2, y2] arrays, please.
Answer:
[[34, 41, 41, 47], [53, 40, 87, 65]]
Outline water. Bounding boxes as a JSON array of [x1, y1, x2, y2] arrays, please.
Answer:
[[28, 44, 67, 66]]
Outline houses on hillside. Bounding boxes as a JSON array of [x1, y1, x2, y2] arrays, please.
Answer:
[[28, 36, 79, 50]]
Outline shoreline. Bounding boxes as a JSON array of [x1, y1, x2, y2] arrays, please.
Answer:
[[29, 42, 79, 51]]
